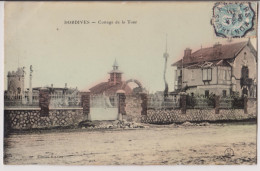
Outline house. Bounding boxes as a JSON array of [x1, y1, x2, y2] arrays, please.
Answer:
[[89, 60, 132, 95], [171, 40, 257, 98]]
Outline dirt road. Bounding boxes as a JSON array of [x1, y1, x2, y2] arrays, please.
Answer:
[[4, 123, 257, 165]]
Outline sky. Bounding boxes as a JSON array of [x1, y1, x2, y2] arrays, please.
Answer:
[[4, 1, 257, 93]]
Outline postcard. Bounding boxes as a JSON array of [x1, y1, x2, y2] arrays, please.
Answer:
[[2, 1, 258, 165]]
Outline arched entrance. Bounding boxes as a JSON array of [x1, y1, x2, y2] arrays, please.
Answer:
[[122, 79, 143, 94]]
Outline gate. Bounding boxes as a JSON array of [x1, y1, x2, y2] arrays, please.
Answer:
[[89, 94, 118, 120]]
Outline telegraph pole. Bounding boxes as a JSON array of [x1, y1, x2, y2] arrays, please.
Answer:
[[163, 34, 169, 100], [29, 65, 33, 105]]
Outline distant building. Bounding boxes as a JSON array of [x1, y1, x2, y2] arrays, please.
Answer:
[[89, 60, 132, 95], [30, 84, 81, 107], [4, 67, 80, 107], [171, 40, 257, 97]]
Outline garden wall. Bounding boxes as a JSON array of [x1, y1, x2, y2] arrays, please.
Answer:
[[141, 108, 256, 124], [4, 108, 85, 130]]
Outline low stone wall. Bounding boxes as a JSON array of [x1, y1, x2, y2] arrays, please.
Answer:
[[5, 108, 85, 130], [248, 98, 257, 115], [125, 95, 142, 122], [142, 109, 256, 124]]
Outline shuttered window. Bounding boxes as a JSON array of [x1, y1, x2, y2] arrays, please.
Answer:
[[202, 68, 212, 81]]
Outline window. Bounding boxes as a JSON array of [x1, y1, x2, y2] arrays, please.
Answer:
[[177, 70, 182, 77], [221, 69, 231, 81], [222, 90, 226, 97], [227, 70, 231, 80], [202, 68, 212, 81], [223, 70, 226, 80], [205, 90, 209, 97]]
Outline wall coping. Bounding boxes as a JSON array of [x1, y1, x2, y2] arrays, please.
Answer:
[[4, 107, 83, 110], [49, 107, 83, 110], [4, 107, 41, 110]]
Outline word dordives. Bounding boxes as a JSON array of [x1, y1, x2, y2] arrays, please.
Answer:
[[64, 20, 114, 25]]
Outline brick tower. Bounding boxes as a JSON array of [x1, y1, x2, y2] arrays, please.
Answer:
[[108, 59, 123, 85]]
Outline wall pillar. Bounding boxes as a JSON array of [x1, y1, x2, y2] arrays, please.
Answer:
[[215, 95, 220, 114], [180, 93, 187, 114], [140, 93, 148, 116], [117, 90, 126, 120], [39, 88, 50, 117], [81, 91, 91, 120], [244, 95, 248, 114]]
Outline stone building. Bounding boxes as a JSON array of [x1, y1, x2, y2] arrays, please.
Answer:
[[89, 60, 132, 95], [6, 67, 26, 95], [171, 40, 257, 97]]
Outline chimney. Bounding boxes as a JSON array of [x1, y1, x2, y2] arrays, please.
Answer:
[[183, 48, 192, 63], [51, 84, 53, 88], [65, 83, 67, 88]]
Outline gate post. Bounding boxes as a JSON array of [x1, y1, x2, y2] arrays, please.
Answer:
[[244, 95, 248, 114], [81, 90, 91, 120], [117, 90, 126, 121], [215, 95, 220, 114], [140, 92, 148, 116], [39, 88, 50, 117], [180, 93, 187, 114]]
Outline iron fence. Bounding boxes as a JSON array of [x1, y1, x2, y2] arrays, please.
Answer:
[[4, 93, 82, 108], [147, 95, 180, 109], [186, 96, 215, 109], [4, 94, 39, 108], [49, 94, 81, 108]]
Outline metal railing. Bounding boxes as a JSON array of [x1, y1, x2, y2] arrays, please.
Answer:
[[49, 94, 81, 108], [147, 96, 180, 109], [220, 97, 233, 109], [4, 93, 39, 108], [4, 92, 82, 108], [186, 96, 215, 109]]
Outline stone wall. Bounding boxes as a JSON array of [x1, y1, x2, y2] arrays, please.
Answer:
[[248, 98, 257, 115], [142, 108, 256, 124], [5, 108, 85, 130], [125, 95, 142, 122]]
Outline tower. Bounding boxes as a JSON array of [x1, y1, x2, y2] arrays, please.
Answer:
[[163, 34, 169, 100], [7, 67, 25, 95], [108, 59, 123, 85]]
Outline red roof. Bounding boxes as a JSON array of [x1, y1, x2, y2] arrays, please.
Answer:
[[172, 41, 249, 67], [89, 82, 132, 95]]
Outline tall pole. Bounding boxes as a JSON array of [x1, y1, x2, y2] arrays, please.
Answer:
[[163, 34, 169, 100], [182, 47, 185, 90], [29, 65, 33, 104]]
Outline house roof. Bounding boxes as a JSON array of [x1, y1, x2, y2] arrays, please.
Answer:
[[172, 41, 253, 67], [186, 59, 232, 69], [89, 82, 132, 95]]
